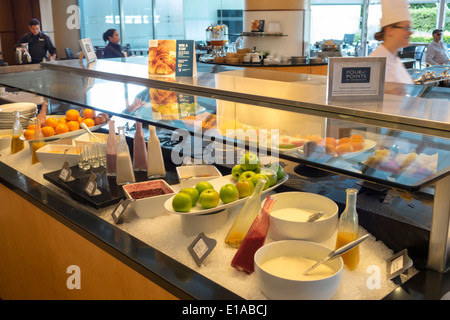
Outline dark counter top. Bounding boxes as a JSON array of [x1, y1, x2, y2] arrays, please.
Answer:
[[1, 128, 450, 301]]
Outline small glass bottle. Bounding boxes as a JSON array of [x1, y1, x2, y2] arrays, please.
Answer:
[[335, 188, 360, 271], [133, 122, 147, 171], [147, 125, 166, 179], [11, 111, 24, 154], [31, 119, 45, 164], [225, 178, 267, 248], [106, 120, 117, 176], [116, 126, 135, 185]]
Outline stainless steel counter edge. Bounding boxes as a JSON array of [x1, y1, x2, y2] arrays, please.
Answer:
[[0, 161, 243, 300]]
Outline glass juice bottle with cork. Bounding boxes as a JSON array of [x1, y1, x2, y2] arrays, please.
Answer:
[[335, 188, 360, 271], [11, 111, 24, 154], [31, 119, 45, 164]]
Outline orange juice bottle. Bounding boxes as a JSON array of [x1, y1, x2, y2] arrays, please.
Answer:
[[11, 111, 25, 154], [335, 188, 360, 271], [31, 119, 46, 164]]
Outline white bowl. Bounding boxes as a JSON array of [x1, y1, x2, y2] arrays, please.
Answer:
[[176, 165, 222, 189], [74, 132, 115, 146], [180, 208, 229, 236], [0, 129, 12, 149], [254, 240, 343, 300], [122, 180, 175, 219], [264, 192, 338, 242], [35, 144, 80, 170]]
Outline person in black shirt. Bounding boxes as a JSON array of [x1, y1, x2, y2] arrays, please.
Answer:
[[15, 18, 57, 64], [103, 29, 124, 58]]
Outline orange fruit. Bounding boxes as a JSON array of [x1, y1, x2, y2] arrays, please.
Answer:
[[24, 129, 35, 140], [336, 143, 353, 156], [325, 143, 336, 154], [66, 109, 80, 121], [325, 137, 337, 147], [45, 117, 58, 129], [67, 120, 80, 132], [350, 140, 365, 152], [77, 116, 84, 124], [58, 117, 68, 124], [338, 137, 351, 145], [41, 126, 55, 137], [27, 124, 36, 131], [55, 123, 69, 135], [350, 134, 364, 142], [83, 118, 95, 128], [83, 108, 96, 119]]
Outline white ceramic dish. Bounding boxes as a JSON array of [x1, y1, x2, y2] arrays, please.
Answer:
[[0, 129, 12, 149], [21, 115, 106, 142], [180, 208, 229, 236], [35, 144, 81, 170], [164, 173, 289, 215], [74, 132, 115, 146], [176, 165, 222, 189], [254, 240, 343, 300], [122, 180, 175, 219], [264, 192, 338, 242]]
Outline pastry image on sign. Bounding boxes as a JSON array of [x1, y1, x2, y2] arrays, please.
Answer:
[[148, 40, 176, 75], [149, 88, 179, 120]]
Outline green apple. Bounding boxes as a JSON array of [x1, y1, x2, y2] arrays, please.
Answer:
[[239, 152, 259, 171], [172, 192, 193, 212], [198, 189, 220, 209], [267, 163, 285, 180], [235, 178, 255, 198], [231, 164, 245, 182], [195, 181, 214, 195], [179, 188, 199, 207], [260, 167, 277, 187], [251, 173, 270, 190], [240, 170, 256, 181], [219, 184, 239, 204]]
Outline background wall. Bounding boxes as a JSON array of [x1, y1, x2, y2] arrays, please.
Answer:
[[0, 0, 41, 65], [51, 0, 81, 59]]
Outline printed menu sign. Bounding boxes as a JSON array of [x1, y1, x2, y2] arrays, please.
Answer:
[[328, 57, 386, 100], [148, 40, 197, 77]]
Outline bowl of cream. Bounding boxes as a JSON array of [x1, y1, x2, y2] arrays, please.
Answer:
[[264, 192, 338, 242], [254, 240, 343, 300]]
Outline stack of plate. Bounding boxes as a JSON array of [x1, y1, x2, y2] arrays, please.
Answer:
[[0, 103, 37, 130]]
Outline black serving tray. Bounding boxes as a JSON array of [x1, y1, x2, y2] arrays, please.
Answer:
[[44, 166, 150, 209]]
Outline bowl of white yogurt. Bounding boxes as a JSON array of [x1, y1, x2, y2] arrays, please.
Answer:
[[264, 192, 338, 242], [254, 240, 343, 300]]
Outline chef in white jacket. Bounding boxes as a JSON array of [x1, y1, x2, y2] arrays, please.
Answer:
[[369, 0, 414, 84]]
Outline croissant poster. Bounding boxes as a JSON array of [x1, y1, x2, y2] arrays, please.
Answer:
[[148, 40, 197, 77]]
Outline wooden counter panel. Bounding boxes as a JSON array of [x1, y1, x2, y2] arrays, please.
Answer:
[[0, 184, 177, 300]]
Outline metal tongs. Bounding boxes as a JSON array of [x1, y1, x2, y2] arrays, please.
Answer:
[[302, 234, 370, 275]]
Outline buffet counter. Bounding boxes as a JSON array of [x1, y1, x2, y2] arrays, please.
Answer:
[[0, 58, 449, 301]]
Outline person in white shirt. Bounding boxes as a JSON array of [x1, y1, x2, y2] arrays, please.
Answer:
[[369, 0, 414, 85], [426, 29, 450, 65]]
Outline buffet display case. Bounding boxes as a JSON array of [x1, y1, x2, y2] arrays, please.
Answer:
[[0, 58, 449, 300]]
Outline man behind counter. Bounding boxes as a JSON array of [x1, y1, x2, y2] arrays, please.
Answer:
[[426, 29, 449, 65], [15, 18, 57, 64]]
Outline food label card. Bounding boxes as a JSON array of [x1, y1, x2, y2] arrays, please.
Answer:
[[148, 40, 196, 77], [188, 233, 217, 267], [328, 57, 386, 100]]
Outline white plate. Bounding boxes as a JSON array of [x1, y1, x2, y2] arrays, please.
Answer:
[[164, 173, 289, 215], [20, 115, 106, 142], [0, 102, 37, 114], [288, 139, 377, 159]]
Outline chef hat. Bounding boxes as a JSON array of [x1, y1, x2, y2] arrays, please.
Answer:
[[380, 0, 412, 28]]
